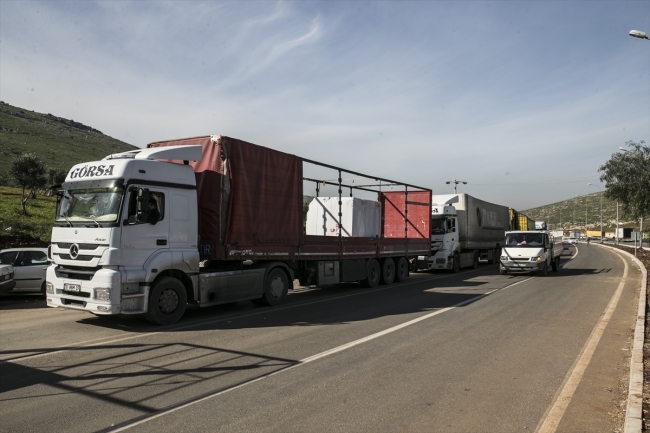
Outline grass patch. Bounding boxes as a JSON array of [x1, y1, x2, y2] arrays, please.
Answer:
[[0, 186, 56, 244]]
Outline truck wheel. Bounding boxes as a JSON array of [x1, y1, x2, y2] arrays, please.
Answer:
[[396, 257, 409, 282], [488, 249, 496, 264], [256, 268, 289, 306], [540, 262, 548, 277], [452, 253, 461, 273], [411, 257, 419, 273], [380, 258, 395, 285], [472, 252, 479, 269], [500, 268, 507, 276], [552, 256, 558, 272], [365, 259, 381, 288], [144, 277, 187, 325]]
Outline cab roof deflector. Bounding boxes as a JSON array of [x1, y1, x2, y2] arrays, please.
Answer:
[[104, 145, 203, 162]]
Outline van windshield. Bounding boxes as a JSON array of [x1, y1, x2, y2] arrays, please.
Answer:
[[505, 233, 544, 247], [56, 187, 124, 224]]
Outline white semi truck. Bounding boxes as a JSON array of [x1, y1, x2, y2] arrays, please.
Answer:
[[45, 135, 431, 325], [414, 194, 509, 272]]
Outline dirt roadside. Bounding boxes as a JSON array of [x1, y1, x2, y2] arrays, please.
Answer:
[[603, 244, 649, 432]]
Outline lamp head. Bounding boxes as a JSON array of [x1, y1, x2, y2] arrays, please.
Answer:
[[629, 30, 648, 39]]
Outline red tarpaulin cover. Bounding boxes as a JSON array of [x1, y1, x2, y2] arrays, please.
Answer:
[[148, 135, 302, 259]]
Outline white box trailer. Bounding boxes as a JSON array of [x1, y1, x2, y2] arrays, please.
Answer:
[[306, 197, 381, 237], [417, 193, 509, 272]]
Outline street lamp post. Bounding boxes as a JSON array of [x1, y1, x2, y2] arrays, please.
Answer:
[[588, 183, 603, 240], [629, 30, 650, 40], [446, 180, 466, 194]]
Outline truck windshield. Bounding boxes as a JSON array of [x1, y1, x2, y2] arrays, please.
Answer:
[[56, 187, 124, 224], [431, 216, 445, 235], [505, 233, 544, 247]]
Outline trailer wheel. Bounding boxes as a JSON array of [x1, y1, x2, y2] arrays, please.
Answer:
[[396, 257, 409, 282], [452, 253, 461, 273], [472, 252, 479, 269], [552, 256, 559, 272], [144, 277, 187, 325], [256, 268, 289, 306], [380, 258, 395, 285], [365, 259, 381, 288]]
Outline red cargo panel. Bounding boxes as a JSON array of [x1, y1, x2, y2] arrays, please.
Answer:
[[381, 191, 430, 239]]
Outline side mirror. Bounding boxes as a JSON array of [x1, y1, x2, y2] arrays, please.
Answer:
[[136, 188, 150, 223]]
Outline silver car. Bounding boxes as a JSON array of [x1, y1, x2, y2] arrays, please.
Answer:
[[0, 248, 49, 294], [0, 264, 15, 293]]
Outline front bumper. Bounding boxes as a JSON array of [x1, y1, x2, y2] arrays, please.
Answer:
[[500, 260, 545, 274], [46, 266, 122, 315]]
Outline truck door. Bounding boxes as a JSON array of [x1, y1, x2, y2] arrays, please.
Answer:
[[121, 187, 170, 266]]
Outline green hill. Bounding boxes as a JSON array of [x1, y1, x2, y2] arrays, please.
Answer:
[[0, 101, 137, 185], [522, 193, 639, 233]]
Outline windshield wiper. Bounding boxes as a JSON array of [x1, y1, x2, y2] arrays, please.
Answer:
[[58, 215, 73, 227], [85, 215, 101, 228]]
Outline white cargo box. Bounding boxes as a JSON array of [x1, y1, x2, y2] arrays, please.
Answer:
[[306, 197, 381, 237]]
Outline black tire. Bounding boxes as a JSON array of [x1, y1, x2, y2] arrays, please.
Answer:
[[552, 256, 558, 272], [40, 281, 47, 297], [472, 252, 479, 269], [255, 268, 289, 306], [411, 257, 419, 273], [500, 268, 507, 275], [380, 258, 396, 285], [144, 277, 187, 325], [365, 259, 381, 288], [396, 257, 409, 282], [452, 253, 461, 273], [488, 249, 496, 264], [540, 262, 548, 277]]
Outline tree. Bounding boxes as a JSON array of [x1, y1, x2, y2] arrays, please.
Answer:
[[599, 140, 650, 242], [47, 168, 67, 186], [11, 153, 47, 215]]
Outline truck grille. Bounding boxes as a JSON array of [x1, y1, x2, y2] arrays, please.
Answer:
[[56, 243, 103, 250], [57, 265, 101, 281], [57, 254, 95, 261]]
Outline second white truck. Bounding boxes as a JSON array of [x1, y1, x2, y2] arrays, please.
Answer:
[[414, 194, 509, 272]]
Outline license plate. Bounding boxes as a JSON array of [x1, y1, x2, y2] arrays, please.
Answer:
[[64, 283, 81, 292]]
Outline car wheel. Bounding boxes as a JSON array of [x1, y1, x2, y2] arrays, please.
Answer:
[[472, 252, 479, 269], [552, 256, 558, 272], [40, 281, 46, 297]]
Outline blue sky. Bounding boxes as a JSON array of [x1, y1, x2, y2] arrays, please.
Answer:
[[1, 0, 648, 210]]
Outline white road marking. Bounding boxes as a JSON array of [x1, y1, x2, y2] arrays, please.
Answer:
[[535, 249, 628, 433], [110, 275, 534, 432]]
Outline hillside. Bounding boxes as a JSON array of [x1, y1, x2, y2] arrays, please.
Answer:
[[0, 101, 137, 185], [522, 193, 639, 232]]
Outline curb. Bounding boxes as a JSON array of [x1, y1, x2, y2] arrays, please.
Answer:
[[595, 243, 647, 433]]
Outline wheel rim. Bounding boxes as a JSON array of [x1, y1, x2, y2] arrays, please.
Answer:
[[269, 276, 285, 299], [159, 288, 179, 314]]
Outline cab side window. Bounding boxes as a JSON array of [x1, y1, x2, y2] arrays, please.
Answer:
[[127, 191, 165, 223]]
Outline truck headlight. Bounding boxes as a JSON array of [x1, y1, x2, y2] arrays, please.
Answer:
[[93, 287, 112, 301], [46, 282, 54, 294], [500, 256, 508, 261]]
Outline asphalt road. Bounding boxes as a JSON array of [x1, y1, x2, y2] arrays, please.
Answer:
[[0, 243, 643, 433]]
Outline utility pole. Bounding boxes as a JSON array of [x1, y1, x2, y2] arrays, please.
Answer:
[[446, 180, 467, 194]]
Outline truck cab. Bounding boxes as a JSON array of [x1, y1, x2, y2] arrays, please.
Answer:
[[421, 204, 461, 271], [45, 146, 201, 321], [500, 230, 560, 276]]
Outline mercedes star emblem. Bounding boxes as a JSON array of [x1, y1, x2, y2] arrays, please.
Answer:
[[70, 244, 80, 259]]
